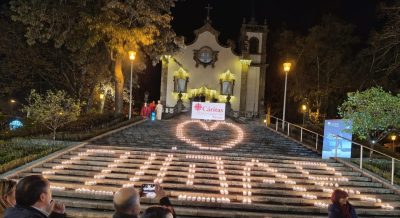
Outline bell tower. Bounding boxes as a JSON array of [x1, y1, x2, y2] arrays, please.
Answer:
[[239, 15, 268, 116]]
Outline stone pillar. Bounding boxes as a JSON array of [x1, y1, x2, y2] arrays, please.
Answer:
[[175, 92, 184, 113], [239, 60, 251, 113], [258, 33, 268, 116], [160, 56, 169, 106], [225, 94, 232, 116]]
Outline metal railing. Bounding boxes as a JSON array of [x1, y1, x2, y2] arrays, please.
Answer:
[[162, 106, 181, 119], [230, 110, 260, 119], [266, 115, 399, 185], [163, 107, 177, 114]]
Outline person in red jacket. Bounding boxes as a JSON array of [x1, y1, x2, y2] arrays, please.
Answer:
[[149, 101, 156, 113], [140, 103, 151, 118]]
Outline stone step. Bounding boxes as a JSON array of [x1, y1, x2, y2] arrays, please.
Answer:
[[83, 144, 320, 159], [28, 175, 398, 203], [64, 151, 344, 169], [45, 161, 364, 180], [58, 158, 349, 176], [49, 188, 400, 208], [84, 144, 323, 159], [63, 204, 328, 218], [67, 149, 338, 169], [49, 157, 356, 178], [39, 164, 369, 186], [53, 195, 400, 217], [86, 145, 318, 158], [34, 166, 378, 190]]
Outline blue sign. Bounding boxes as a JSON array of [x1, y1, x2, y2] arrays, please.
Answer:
[[322, 119, 352, 159], [9, 120, 23, 130], [151, 112, 156, 121]]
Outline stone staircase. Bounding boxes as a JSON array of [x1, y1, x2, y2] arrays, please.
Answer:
[[93, 116, 318, 158], [7, 116, 400, 217]]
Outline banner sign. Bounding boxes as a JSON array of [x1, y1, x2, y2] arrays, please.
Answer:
[[191, 102, 226, 121], [322, 119, 353, 159]]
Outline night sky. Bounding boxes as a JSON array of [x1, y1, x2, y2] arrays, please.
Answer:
[[140, 0, 381, 105], [0, 0, 384, 112]]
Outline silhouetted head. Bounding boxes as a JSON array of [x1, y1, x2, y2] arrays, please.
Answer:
[[113, 187, 140, 215]]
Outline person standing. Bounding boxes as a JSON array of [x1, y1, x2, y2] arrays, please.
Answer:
[[140, 103, 151, 118], [0, 179, 17, 217], [149, 101, 156, 113], [328, 189, 357, 218], [155, 100, 163, 120]]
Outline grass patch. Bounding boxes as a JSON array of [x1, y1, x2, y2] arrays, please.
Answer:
[[0, 115, 142, 174], [53, 116, 142, 141], [0, 141, 66, 174], [352, 159, 400, 185]]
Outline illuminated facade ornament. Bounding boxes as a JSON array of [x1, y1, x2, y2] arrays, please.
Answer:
[[239, 59, 252, 66], [173, 68, 189, 93], [193, 46, 219, 68], [219, 70, 235, 96]]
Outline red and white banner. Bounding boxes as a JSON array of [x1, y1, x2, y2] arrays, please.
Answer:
[[191, 102, 226, 121]]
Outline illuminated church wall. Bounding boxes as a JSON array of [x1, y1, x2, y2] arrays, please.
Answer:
[[165, 29, 243, 111], [160, 19, 268, 115], [245, 66, 260, 112]]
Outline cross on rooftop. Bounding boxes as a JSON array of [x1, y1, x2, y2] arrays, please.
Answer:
[[205, 4, 213, 21]]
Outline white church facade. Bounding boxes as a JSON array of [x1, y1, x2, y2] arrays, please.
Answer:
[[160, 15, 268, 116]]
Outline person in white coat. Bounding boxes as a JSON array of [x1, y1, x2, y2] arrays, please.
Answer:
[[155, 100, 163, 120]]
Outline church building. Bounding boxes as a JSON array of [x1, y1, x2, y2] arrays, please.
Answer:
[[159, 5, 268, 116]]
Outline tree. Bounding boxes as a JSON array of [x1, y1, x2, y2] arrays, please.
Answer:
[[354, 1, 400, 93], [22, 90, 81, 140], [0, 3, 57, 99], [275, 16, 359, 119], [338, 87, 400, 153], [0, 2, 112, 110], [10, 0, 183, 115]]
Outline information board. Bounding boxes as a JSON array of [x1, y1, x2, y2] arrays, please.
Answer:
[[322, 119, 353, 159], [191, 102, 226, 121]]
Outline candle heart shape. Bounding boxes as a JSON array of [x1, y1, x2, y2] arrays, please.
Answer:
[[176, 120, 244, 150]]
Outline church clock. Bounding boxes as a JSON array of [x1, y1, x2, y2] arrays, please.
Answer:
[[193, 46, 219, 68]]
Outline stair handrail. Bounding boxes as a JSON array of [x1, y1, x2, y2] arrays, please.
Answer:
[[266, 115, 399, 185]]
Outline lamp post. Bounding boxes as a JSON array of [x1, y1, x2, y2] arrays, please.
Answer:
[[9, 99, 17, 116], [391, 135, 397, 152], [128, 51, 136, 120], [301, 104, 307, 126], [99, 93, 105, 114], [282, 62, 291, 129]]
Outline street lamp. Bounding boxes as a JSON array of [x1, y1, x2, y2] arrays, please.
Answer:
[[301, 104, 307, 125], [99, 93, 105, 114], [9, 99, 17, 116], [391, 135, 397, 152], [282, 62, 291, 129], [128, 51, 136, 120]]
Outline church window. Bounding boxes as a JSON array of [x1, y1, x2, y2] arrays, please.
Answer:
[[249, 37, 259, 54]]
